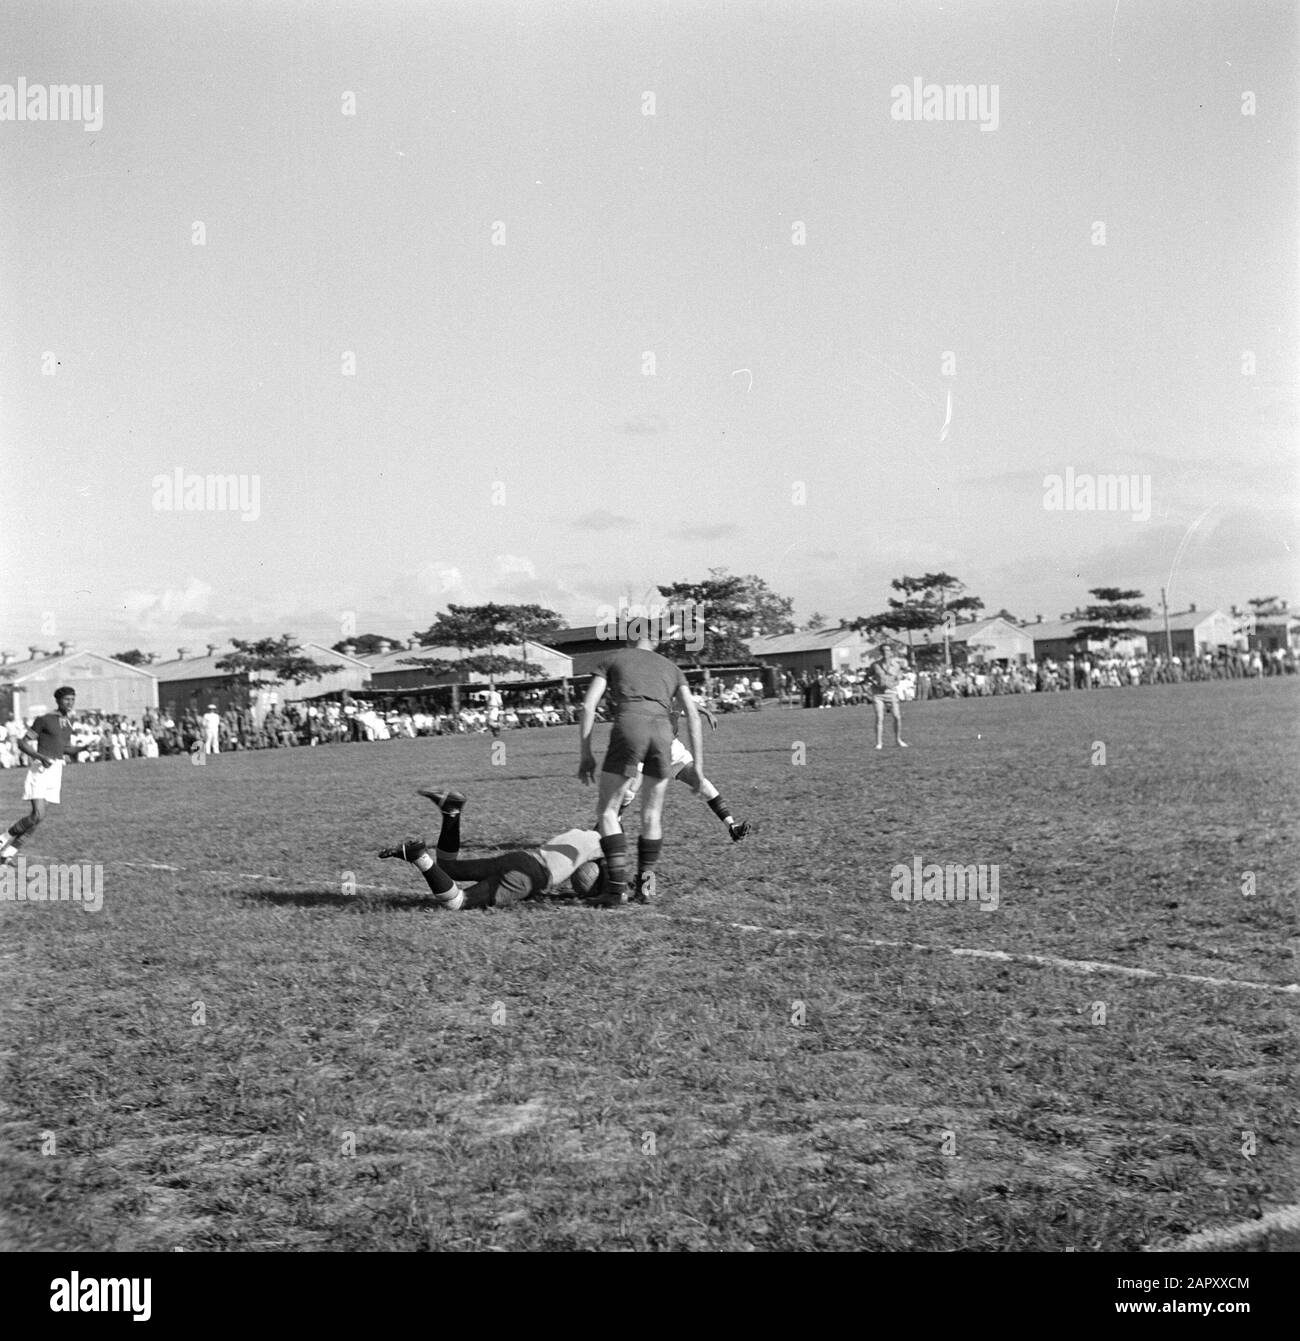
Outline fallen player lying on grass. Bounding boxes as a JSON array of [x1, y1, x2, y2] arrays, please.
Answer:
[[378, 788, 614, 909]]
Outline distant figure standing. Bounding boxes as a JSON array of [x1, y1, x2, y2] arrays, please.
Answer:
[[484, 685, 504, 737], [868, 646, 908, 750], [201, 704, 222, 754]]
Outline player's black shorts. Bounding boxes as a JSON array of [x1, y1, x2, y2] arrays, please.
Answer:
[[436, 849, 551, 908], [603, 709, 674, 779]]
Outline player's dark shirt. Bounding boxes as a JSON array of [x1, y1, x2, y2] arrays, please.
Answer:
[[596, 648, 686, 718], [28, 713, 74, 760]]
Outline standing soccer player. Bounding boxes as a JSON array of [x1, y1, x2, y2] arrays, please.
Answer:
[[579, 632, 703, 904], [0, 687, 78, 865], [868, 645, 909, 749]]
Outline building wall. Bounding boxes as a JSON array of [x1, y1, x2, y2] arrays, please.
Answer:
[[8, 658, 158, 720], [952, 624, 1036, 665], [157, 674, 247, 719], [1252, 617, 1300, 653]]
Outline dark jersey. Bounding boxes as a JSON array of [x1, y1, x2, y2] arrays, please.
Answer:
[[28, 713, 74, 760], [596, 648, 686, 718]]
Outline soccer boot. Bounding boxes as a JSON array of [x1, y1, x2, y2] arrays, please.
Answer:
[[378, 838, 428, 862], [417, 788, 467, 814]]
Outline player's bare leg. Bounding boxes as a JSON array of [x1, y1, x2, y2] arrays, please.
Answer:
[[676, 764, 753, 841], [891, 702, 908, 747], [873, 699, 885, 749]]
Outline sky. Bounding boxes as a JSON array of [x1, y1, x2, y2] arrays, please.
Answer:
[[1, 0, 1296, 656]]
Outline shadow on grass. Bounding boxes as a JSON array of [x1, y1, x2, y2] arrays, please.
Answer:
[[240, 888, 438, 911]]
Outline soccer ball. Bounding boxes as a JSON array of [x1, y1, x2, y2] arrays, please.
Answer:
[[569, 860, 604, 898]]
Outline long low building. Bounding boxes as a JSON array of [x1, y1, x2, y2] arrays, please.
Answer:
[[153, 643, 371, 720], [363, 640, 573, 692], [0, 649, 159, 722], [745, 627, 876, 677]]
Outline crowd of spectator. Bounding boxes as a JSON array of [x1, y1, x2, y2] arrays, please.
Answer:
[[777, 645, 1296, 707], [0, 691, 581, 766], [1, 647, 1292, 768]]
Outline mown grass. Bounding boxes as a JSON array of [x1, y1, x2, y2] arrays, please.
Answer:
[[1, 679, 1295, 1249]]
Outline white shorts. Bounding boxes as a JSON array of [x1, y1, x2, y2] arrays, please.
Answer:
[[22, 760, 64, 804], [636, 738, 693, 779]]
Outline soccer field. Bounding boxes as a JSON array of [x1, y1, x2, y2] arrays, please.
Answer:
[[2, 680, 1296, 1251]]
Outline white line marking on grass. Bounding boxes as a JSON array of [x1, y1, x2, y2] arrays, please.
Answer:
[[1146, 1204, 1300, 1252], [111, 860, 1298, 995], [664, 915, 1300, 996]]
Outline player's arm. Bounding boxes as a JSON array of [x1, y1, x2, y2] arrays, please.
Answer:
[[578, 674, 607, 783], [18, 731, 51, 767], [674, 683, 704, 791]]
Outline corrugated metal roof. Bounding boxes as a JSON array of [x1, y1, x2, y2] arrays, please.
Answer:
[[0, 650, 158, 680], [946, 617, 1033, 645], [363, 639, 566, 673], [746, 628, 865, 655], [154, 642, 367, 682]]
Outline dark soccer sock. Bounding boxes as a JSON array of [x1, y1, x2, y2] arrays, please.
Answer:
[[636, 836, 662, 887], [2, 815, 38, 851], [707, 795, 736, 828], [437, 811, 461, 857], [412, 852, 457, 898], [600, 832, 628, 902]]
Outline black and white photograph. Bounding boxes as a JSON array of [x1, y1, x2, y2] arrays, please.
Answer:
[[1, 0, 1296, 1278]]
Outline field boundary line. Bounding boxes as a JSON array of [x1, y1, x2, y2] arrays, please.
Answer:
[[1144, 1203, 1300, 1251], [661, 915, 1299, 996], [109, 859, 1299, 995]]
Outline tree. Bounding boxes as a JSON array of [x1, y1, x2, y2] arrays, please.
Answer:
[[852, 573, 984, 661], [403, 603, 565, 683], [734, 573, 796, 637], [331, 633, 403, 656], [1072, 588, 1153, 646], [216, 636, 343, 686], [654, 568, 795, 663], [112, 649, 149, 666], [1248, 596, 1287, 616], [804, 611, 829, 632]]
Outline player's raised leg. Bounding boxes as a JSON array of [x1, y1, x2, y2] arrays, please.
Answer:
[[676, 762, 753, 842], [377, 836, 465, 908]]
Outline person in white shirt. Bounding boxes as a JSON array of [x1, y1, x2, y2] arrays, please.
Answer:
[[484, 687, 504, 738], [201, 705, 222, 754]]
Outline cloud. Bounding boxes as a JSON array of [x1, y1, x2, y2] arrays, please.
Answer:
[[621, 413, 670, 435], [495, 554, 537, 579], [571, 509, 635, 532], [118, 579, 214, 636], [674, 523, 740, 541]]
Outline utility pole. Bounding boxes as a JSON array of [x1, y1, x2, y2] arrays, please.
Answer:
[[1160, 587, 1173, 660]]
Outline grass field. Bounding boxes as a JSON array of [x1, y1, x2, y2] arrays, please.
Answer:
[[2, 679, 1296, 1251]]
